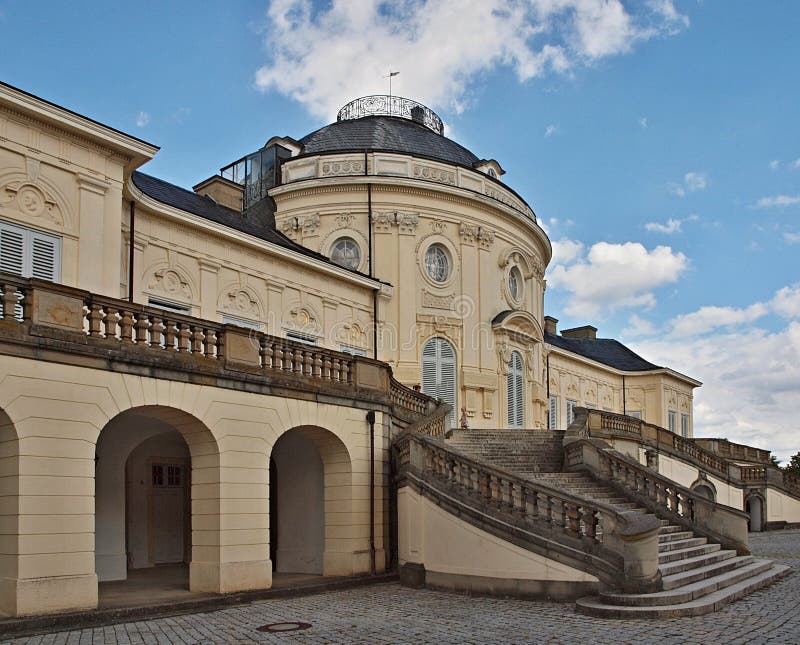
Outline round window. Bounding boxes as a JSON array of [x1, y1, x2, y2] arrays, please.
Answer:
[[330, 237, 361, 270], [424, 244, 450, 283], [509, 267, 522, 301]]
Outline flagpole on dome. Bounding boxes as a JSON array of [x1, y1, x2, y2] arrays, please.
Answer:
[[386, 71, 399, 114]]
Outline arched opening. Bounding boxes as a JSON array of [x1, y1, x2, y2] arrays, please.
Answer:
[[745, 494, 765, 532], [690, 479, 716, 503], [0, 407, 19, 617], [94, 406, 219, 604], [269, 426, 352, 580], [507, 350, 525, 428], [422, 337, 457, 423]]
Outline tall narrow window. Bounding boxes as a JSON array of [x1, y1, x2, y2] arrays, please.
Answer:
[[566, 399, 578, 426], [680, 413, 689, 437], [421, 337, 457, 423], [548, 395, 558, 430], [668, 410, 677, 434], [507, 351, 524, 428]]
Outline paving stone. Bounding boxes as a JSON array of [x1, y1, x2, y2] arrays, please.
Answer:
[[2, 530, 797, 645]]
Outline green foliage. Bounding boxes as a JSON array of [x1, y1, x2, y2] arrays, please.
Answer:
[[785, 452, 800, 476]]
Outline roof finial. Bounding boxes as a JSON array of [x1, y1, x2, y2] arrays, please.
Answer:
[[385, 71, 399, 113]]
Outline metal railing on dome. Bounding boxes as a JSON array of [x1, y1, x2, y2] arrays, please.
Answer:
[[337, 96, 444, 135]]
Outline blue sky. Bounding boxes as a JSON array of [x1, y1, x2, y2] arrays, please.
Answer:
[[1, 1, 798, 458]]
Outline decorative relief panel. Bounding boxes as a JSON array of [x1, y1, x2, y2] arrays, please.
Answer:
[[422, 289, 454, 310], [429, 219, 446, 234], [321, 159, 364, 176], [413, 164, 456, 185], [396, 212, 418, 234], [478, 228, 495, 250], [460, 223, 478, 244], [148, 268, 193, 300], [335, 212, 356, 229], [370, 211, 418, 233], [484, 185, 523, 212], [221, 288, 261, 318], [1, 182, 64, 226]]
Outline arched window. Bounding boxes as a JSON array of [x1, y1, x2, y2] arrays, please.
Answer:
[[422, 337, 457, 423], [330, 237, 361, 270], [507, 351, 524, 428]]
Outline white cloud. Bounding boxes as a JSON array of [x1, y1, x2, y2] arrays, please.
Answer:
[[683, 171, 707, 192], [769, 159, 780, 171], [135, 111, 150, 128], [622, 313, 656, 337], [645, 214, 698, 234], [784, 232, 800, 244], [550, 237, 584, 265], [793, 159, 800, 170], [638, 116, 648, 129], [254, 0, 688, 119], [544, 124, 559, 138], [669, 171, 707, 197], [755, 194, 800, 208], [771, 284, 800, 319], [547, 241, 688, 317], [668, 303, 769, 337], [631, 319, 800, 461]]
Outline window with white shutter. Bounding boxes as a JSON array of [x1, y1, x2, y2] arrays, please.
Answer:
[[421, 337, 457, 423], [566, 399, 577, 426], [680, 413, 689, 437], [548, 395, 558, 430], [668, 410, 677, 434], [0, 221, 60, 320], [0, 220, 60, 281], [507, 351, 524, 428]]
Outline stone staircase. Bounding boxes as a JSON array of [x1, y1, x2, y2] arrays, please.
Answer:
[[446, 429, 563, 475], [444, 435, 791, 617], [532, 472, 790, 617]]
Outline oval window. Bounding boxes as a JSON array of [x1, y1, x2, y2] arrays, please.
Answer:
[[424, 244, 450, 283], [509, 266, 522, 301], [330, 237, 361, 270]]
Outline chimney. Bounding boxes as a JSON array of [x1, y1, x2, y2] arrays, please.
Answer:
[[544, 316, 558, 336], [560, 325, 597, 340], [410, 105, 426, 126]]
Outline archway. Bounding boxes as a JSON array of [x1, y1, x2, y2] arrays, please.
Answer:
[[690, 479, 716, 502], [94, 406, 219, 600], [269, 426, 352, 578], [745, 493, 765, 532]]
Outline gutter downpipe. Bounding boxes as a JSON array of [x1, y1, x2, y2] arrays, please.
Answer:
[[366, 151, 379, 360], [128, 200, 135, 303], [622, 374, 627, 415], [366, 410, 377, 575]]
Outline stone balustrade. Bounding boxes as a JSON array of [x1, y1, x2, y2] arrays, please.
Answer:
[[565, 438, 750, 555], [0, 273, 439, 421], [398, 433, 662, 592], [693, 438, 773, 464]]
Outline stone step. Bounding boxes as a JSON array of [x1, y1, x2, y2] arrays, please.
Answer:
[[659, 522, 681, 532], [598, 559, 776, 607], [658, 537, 708, 553], [659, 531, 695, 543], [661, 555, 756, 590], [658, 549, 737, 576], [574, 564, 790, 618], [659, 543, 720, 564]]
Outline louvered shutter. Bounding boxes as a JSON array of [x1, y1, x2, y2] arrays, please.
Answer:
[[0, 222, 25, 320], [30, 232, 59, 281], [421, 337, 457, 423], [507, 351, 524, 428], [0, 222, 25, 276], [548, 395, 558, 430]]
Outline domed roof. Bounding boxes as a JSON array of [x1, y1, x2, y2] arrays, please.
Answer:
[[299, 97, 479, 168]]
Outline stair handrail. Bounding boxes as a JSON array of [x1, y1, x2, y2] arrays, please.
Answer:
[[565, 437, 750, 555], [398, 433, 662, 593], [570, 408, 800, 498]]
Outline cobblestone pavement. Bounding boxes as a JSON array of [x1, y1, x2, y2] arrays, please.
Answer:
[[4, 531, 798, 645]]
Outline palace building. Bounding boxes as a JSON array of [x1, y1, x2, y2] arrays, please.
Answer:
[[0, 82, 795, 619]]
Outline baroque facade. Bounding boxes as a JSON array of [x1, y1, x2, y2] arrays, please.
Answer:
[[0, 84, 796, 619]]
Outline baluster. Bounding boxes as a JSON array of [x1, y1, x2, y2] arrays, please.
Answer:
[[177, 323, 191, 352], [261, 339, 273, 369], [445, 458, 455, 484], [582, 507, 597, 540], [566, 502, 580, 535], [323, 354, 332, 380], [274, 344, 286, 370], [135, 313, 149, 344], [1, 284, 17, 320], [479, 471, 491, 501], [293, 347, 304, 375], [342, 360, 351, 383], [313, 352, 323, 378], [191, 326, 204, 354], [88, 303, 104, 336], [331, 357, 341, 381], [204, 328, 217, 358], [304, 349, 314, 376], [150, 316, 165, 348], [120, 311, 134, 342], [102, 307, 118, 339], [542, 493, 553, 524], [163, 319, 177, 350]]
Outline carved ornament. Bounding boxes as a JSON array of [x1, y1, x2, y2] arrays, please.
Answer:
[[1, 182, 64, 225]]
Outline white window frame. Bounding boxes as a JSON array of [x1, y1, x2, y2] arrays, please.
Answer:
[[566, 399, 578, 426], [548, 395, 558, 430], [340, 344, 367, 357], [628, 410, 643, 420], [668, 410, 677, 434], [222, 314, 260, 331], [507, 351, 525, 429], [422, 337, 457, 424], [0, 219, 61, 281], [286, 330, 317, 346], [148, 297, 191, 315], [680, 413, 690, 438]]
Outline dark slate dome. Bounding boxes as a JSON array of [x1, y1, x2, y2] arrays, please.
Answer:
[[299, 96, 479, 168]]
